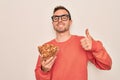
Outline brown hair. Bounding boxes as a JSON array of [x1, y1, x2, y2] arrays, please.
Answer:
[[53, 6, 71, 20]]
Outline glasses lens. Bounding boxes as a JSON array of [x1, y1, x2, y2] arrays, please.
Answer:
[[52, 16, 59, 22], [61, 15, 68, 21]]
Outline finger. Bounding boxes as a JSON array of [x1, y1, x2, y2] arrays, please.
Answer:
[[80, 38, 92, 50], [47, 56, 56, 67], [80, 38, 88, 45], [81, 40, 86, 46], [45, 57, 54, 63], [85, 29, 92, 40], [42, 56, 56, 69], [44, 56, 56, 65]]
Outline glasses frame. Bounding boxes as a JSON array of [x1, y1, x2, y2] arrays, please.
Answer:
[[51, 14, 70, 22]]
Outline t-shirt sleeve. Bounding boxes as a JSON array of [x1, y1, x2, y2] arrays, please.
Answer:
[[35, 56, 51, 80], [87, 40, 112, 70]]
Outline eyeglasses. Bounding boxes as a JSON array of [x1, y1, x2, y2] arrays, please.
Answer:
[[51, 14, 70, 22]]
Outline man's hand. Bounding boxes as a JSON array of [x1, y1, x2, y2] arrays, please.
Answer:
[[80, 29, 93, 51], [41, 56, 56, 72]]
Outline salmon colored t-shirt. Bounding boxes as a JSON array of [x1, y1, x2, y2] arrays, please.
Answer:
[[35, 35, 112, 80]]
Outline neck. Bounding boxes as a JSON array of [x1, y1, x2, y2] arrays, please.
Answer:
[[55, 31, 72, 42]]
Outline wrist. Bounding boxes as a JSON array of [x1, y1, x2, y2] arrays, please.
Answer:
[[91, 40, 103, 52]]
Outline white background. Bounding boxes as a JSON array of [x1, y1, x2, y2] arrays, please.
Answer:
[[0, 0, 120, 80]]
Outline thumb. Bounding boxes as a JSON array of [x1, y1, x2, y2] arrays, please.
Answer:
[[85, 29, 92, 40]]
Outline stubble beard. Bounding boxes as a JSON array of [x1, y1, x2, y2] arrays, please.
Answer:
[[55, 28, 67, 33], [53, 22, 70, 33], [54, 25, 70, 33]]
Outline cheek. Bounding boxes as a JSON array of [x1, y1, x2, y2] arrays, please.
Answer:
[[66, 22, 71, 27], [52, 22, 57, 26]]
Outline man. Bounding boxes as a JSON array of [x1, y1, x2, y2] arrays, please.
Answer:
[[35, 6, 112, 80]]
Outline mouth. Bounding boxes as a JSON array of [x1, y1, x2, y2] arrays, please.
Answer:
[[57, 22, 65, 27]]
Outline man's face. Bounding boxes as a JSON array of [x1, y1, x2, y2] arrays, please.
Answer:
[[52, 9, 72, 33]]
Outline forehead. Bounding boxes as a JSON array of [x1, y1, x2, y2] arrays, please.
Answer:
[[54, 9, 68, 15]]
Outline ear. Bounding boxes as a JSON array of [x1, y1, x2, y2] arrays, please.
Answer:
[[70, 20, 72, 25]]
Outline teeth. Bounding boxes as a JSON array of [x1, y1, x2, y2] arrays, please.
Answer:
[[57, 23, 64, 27], [58, 24, 64, 27]]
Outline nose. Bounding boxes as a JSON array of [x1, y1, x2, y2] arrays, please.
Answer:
[[58, 17, 62, 22]]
